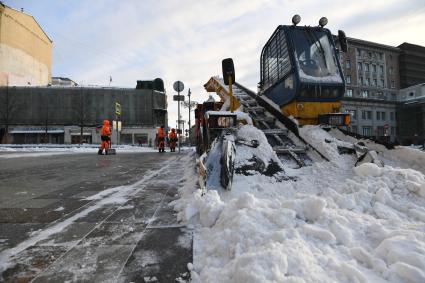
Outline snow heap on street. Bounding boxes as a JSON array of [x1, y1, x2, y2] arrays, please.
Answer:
[[173, 125, 425, 283]]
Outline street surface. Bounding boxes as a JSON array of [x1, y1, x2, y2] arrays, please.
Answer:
[[0, 151, 194, 282]]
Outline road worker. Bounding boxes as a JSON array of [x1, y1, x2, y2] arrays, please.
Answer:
[[168, 128, 177, 152], [156, 125, 165, 152], [98, 120, 111, 155]]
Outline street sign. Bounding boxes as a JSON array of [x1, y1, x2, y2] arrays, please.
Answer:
[[173, 81, 184, 92], [113, 120, 122, 131], [384, 124, 389, 129], [173, 95, 185, 101], [115, 102, 121, 116]]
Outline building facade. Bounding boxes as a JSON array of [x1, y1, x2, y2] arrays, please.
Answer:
[[398, 43, 425, 88], [339, 38, 400, 142], [397, 83, 425, 145], [0, 80, 167, 145], [51, 77, 78, 87], [0, 2, 52, 86]]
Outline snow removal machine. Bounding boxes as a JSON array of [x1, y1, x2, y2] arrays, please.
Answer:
[[198, 15, 382, 192]]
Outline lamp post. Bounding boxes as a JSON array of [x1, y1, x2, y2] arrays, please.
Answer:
[[173, 81, 185, 153], [188, 88, 191, 145]]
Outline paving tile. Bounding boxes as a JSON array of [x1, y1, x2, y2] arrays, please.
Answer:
[[117, 227, 192, 283], [32, 244, 134, 283], [35, 222, 97, 247], [81, 222, 146, 246], [73, 206, 117, 223], [0, 208, 63, 223], [0, 223, 46, 252], [1, 245, 69, 283], [3, 199, 60, 209]]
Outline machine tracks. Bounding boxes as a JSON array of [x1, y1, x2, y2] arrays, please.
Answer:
[[230, 83, 312, 168]]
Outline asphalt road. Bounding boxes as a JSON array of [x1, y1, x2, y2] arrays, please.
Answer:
[[0, 151, 194, 282]]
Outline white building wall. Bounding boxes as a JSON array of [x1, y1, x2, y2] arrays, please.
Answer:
[[0, 43, 49, 86]]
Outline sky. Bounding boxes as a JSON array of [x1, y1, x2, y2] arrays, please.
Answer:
[[4, 0, 425, 127]]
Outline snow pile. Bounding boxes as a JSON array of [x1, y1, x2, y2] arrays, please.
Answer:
[[235, 125, 282, 170], [174, 125, 425, 283], [329, 128, 425, 175], [299, 125, 354, 162]]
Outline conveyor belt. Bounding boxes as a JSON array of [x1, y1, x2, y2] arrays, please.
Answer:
[[204, 76, 328, 168]]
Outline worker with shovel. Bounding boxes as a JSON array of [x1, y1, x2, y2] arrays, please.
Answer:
[[156, 125, 165, 153], [98, 120, 111, 155], [168, 128, 177, 152]]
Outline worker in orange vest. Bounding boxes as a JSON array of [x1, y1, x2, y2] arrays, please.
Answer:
[[98, 120, 111, 155], [168, 128, 177, 152], [156, 125, 165, 152]]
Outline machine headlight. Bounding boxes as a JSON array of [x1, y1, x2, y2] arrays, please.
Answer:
[[292, 15, 301, 26], [319, 17, 328, 27]]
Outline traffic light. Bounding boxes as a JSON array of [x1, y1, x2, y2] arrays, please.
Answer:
[[222, 58, 235, 85]]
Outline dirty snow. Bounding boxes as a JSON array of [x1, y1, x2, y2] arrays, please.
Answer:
[[174, 125, 425, 283], [0, 145, 191, 159]]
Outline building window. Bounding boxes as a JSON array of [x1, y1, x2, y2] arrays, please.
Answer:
[[359, 77, 364, 85], [362, 110, 372, 119], [361, 90, 369, 98], [381, 79, 385, 87], [366, 78, 370, 86], [346, 60, 351, 69], [346, 89, 353, 97], [357, 49, 361, 56], [373, 65, 377, 73], [381, 112, 386, 120], [346, 75, 351, 84], [358, 62, 363, 71], [389, 67, 393, 75], [351, 126, 358, 134], [348, 109, 357, 119], [373, 79, 377, 86], [368, 52, 372, 58], [390, 112, 395, 121], [391, 80, 395, 88], [380, 65, 384, 74], [363, 126, 372, 136], [365, 63, 370, 72], [377, 126, 385, 136], [379, 53, 383, 60], [376, 111, 381, 120]]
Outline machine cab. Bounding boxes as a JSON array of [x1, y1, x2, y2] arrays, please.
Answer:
[[259, 17, 346, 107]]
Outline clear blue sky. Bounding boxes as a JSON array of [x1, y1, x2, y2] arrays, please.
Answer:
[[4, 0, 425, 125]]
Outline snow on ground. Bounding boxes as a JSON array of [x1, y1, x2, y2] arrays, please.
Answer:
[[328, 128, 425, 175], [0, 145, 172, 158], [173, 125, 425, 283]]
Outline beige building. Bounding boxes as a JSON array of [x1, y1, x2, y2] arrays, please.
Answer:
[[0, 2, 52, 86]]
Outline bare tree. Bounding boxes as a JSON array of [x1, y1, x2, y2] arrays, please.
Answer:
[[71, 87, 88, 144], [0, 87, 20, 143]]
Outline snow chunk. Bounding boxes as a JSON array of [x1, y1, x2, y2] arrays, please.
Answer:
[[390, 261, 425, 283], [198, 190, 225, 227], [302, 224, 336, 243], [375, 235, 425, 271], [282, 196, 327, 222], [232, 243, 288, 283], [354, 163, 382, 177]]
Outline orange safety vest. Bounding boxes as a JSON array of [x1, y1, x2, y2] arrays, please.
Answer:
[[169, 131, 177, 140], [157, 127, 165, 139], [101, 120, 111, 136]]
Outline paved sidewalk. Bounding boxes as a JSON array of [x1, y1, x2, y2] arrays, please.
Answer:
[[0, 151, 194, 282]]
